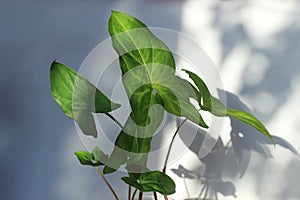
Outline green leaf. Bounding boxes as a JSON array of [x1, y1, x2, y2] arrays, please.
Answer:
[[75, 151, 94, 166], [50, 61, 121, 137], [226, 109, 273, 141], [92, 146, 109, 165], [103, 92, 164, 174], [122, 176, 142, 190], [122, 171, 176, 195], [183, 69, 273, 142], [109, 11, 207, 129], [74, 147, 108, 166], [104, 11, 209, 174], [74, 151, 98, 166], [109, 11, 175, 73], [182, 69, 211, 109]]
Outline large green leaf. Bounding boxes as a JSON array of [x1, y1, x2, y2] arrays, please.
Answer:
[[109, 11, 175, 73], [109, 11, 207, 129], [183, 69, 273, 142], [103, 11, 208, 174], [50, 61, 121, 137], [122, 171, 176, 195]]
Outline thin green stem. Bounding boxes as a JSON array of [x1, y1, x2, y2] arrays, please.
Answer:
[[105, 113, 124, 129], [96, 166, 119, 200], [131, 189, 137, 200], [163, 118, 188, 173]]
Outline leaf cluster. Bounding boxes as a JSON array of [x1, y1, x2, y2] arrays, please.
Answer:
[[50, 11, 273, 197]]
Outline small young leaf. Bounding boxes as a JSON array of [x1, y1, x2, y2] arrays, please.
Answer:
[[75, 147, 108, 167], [50, 61, 121, 137], [74, 151, 97, 166], [122, 171, 176, 195]]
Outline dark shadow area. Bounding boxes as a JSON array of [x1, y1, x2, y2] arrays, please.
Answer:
[[172, 89, 298, 200]]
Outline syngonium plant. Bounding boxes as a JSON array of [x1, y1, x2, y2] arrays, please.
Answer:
[[50, 11, 273, 200]]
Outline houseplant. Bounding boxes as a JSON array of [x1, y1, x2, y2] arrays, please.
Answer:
[[50, 11, 273, 200]]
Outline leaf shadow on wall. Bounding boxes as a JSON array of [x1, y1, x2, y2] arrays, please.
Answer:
[[171, 89, 298, 200]]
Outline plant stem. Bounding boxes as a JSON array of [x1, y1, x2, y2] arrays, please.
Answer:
[[198, 181, 206, 198], [138, 191, 143, 200], [131, 189, 137, 200], [128, 186, 131, 200], [164, 195, 168, 200], [96, 166, 119, 200], [203, 182, 209, 199], [162, 118, 187, 173], [153, 192, 158, 200], [105, 113, 124, 129]]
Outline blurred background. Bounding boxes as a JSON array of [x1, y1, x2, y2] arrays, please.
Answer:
[[1, 0, 300, 199]]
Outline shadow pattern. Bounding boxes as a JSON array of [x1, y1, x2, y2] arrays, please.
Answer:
[[171, 89, 298, 200]]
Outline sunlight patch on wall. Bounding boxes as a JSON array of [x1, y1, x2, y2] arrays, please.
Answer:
[[221, 43, 251, 93], [181, 0, 222, 67], [240, 0, 296, 46], [244, 54, 270, 87]]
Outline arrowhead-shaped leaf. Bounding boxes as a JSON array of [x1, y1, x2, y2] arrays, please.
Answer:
[[104, 11, 208, 174], [50, 61, 121, 137], [109, 11, 207, 129], [183, 69, 273, 142]]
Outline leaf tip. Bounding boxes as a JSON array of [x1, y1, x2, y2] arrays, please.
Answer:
[[112, 102, 121, 110], [103, 166, 114, 174], [50, 60, 59, 69], [110, 10, 123, 18], [203, 123, 209, 129], [111, 10, 118, 14]]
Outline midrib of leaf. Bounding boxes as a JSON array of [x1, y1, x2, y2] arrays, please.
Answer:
[[114, 15, 147, 66], [57, 67, 93, 110], [58, 67, 75, 91], [113, 14, 160, 84]]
